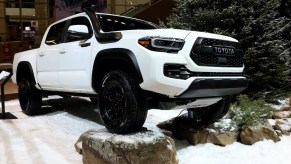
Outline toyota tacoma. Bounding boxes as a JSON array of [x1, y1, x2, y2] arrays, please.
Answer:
[[12, 6, 247, 133]]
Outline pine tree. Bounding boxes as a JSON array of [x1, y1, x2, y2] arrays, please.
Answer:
[[164, 0, 291, 95]]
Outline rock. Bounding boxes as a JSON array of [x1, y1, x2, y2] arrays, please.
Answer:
[[275, 130, 282, 137], [240, 125, 280, 145], [273, 111, 291, 119], [75, 133, 86, 154], [157, 118, 175, 131], [171, 116, 238, 146], [80, 129, 178, 164], [279, 105, 291, 111], [273, 119, 291, 135]]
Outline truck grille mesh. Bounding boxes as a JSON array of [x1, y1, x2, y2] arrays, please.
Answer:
[[191, 38, 243, 67], [201, 38, 241, 49]]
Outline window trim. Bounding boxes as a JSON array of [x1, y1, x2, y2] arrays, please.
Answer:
[[63, 16, 94, 43]]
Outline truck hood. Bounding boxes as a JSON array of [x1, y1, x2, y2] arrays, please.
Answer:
[[147, 29, 191, 39], [120, 29, 238, 42], [120, 29, 191, 40]]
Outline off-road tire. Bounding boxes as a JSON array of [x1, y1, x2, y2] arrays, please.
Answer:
[[99, 70, 147, 134], [18, 78, 42, 115]]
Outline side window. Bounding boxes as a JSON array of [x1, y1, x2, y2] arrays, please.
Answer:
[[65, 17, 93, 43], [45, 21, 66, 45]]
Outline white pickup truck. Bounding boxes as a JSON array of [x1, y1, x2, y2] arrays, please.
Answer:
[[12, 7, 247, 133]]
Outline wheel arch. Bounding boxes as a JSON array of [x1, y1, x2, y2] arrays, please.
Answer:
[[91, 48, 143, 92], [16, 61, 37, 84]]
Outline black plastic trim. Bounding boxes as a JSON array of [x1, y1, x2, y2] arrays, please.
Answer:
[[177, 78, 248, 98], [45, 90, 97, 98], [83, 7, 122, 44], [92, 48, 143, 91], [16, 61, 36, 84]]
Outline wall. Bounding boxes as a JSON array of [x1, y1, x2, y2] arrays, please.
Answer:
[[0, 0, 7, 41]]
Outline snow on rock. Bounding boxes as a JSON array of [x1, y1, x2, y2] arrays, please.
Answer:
[[273, 119, 291, 135], [80, 129, 178, 164], [268, 119, 277, 126], [213, 119, 238, 132]]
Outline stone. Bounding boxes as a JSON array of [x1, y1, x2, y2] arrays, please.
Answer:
[[157, 118, 175, 131], [75, 133, 85, 154], [171, 116, 238, 146], [279, 105, 291, 111], [79, 129, 178, 164], [273, 111, 291, 119], [240, 125, 280, 145], [273, 119, 291, 135], [275, 130, 282, 137]]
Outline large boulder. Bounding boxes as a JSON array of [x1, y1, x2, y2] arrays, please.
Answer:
[[77, 129, 178, 164], [166, 116, 239, 146], [240, 125, 280, 145]]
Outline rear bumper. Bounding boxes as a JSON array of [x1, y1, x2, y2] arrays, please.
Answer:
[[177, 77, 248, 98]]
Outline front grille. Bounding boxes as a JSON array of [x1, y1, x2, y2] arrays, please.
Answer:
[[194, 53, 244, 67], [164, 64, 243, 80], [191, 37, 244, 67], [201, 38, 241, 49]]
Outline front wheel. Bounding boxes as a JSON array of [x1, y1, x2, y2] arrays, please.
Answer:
[[18, 78, 42, 115], [98, 70, 147, 134]]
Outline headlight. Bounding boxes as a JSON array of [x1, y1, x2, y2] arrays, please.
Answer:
[[138, 37, 185, 53]]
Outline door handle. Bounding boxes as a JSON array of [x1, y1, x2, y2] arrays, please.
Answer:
[[79, 42, 91, 47], [59, 49, 67, 54], [39, 52, 45, 57]]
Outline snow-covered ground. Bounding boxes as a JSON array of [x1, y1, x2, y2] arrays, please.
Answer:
[[1, 97, 291, 164]]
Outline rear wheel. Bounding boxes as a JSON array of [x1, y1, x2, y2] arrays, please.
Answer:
[[18, 78, 42, 115], [98, 70, 147, 134]]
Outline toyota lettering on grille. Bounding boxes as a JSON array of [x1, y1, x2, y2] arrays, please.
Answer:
[[213, 46, 235, 55]]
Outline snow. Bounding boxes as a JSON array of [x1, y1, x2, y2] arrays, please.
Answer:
[[268, 119, 277, 126], [116, 131, 165, 144], [176, 137, 291, 164], [1, 97, 291, 164], [213, 119, 237, 131]]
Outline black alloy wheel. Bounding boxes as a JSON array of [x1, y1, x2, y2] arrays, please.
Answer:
[[99, 70, 147, 134], [18, 78, 42, 115]]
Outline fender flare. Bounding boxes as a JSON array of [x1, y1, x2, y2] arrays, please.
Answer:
[[92, 48, 143, 91], [16, 61, 36, 84]]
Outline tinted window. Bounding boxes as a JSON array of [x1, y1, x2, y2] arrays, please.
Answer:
[[97, 14, 158, 32], [65, 17, 93, 43], [45, 21, 66, 45]]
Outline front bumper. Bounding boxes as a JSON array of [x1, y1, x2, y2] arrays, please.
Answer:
[[177, 77, 248, 98]]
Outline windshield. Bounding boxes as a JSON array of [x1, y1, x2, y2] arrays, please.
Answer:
[[97, 14, 158, 32]]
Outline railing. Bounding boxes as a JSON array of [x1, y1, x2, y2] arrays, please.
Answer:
[[122, 0, 159, 17]]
